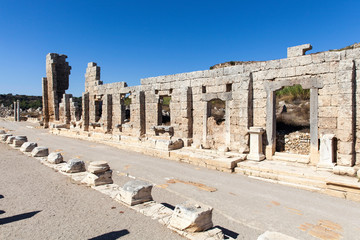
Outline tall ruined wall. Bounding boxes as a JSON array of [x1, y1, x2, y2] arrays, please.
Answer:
[[46, 44, 360, 167], [42, 53, 71, 125]]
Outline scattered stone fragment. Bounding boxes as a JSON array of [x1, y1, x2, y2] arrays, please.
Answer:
[[0, 130, 6, 134], [62, 159, 86, 173], [1, 134, 12, 142], [169, 201, 213, 233], [6, 136, 16, 144], [20, 142, 38, 152], [31, 147, 49, 157], [47, 152, 64, 164], [356, 169, 360, 179], [257, 231, 299, 240], [13, 136, 27, 147], [82, 161, 113, 186], [117, 180, 153, 206], [88, 160, 110, 173]]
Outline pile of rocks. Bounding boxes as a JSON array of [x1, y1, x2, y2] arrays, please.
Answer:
[[276, 131, 310, 155], [0, 105, 13, 118]]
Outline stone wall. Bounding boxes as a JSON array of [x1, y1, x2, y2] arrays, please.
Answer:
[[43, 44, 360, 168]]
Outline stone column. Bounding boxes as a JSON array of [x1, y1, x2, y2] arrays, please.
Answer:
[[318, 134, 336, 169], [16, 100, 20, 122], [13, 101, 17, 121], [247, 127, 265, 161], [265, 91, 276, 159], [82, 92, 90, 131]]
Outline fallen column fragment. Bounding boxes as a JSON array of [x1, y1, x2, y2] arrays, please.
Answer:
[[13, 136, 27, 147], [6, 136, 16, 144], [20, 142, 38, 152], [62, 159, 86, 173], [1, 134, 12, 142], [116, 180, 153, 206], [31, 147, 49, 157], [47, 152, 64, 164], [169, 201, 213, 233], [82, 161, 113, 186]]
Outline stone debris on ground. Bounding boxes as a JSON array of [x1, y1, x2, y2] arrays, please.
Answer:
[[117, 180, 153, 206], [31, 146, 49, 157], [169, 201, 214, 233], [82, 161, 113, 186], [0, 129, 246, 240], [20, 142, 38, 152], [47, 152, 64, 164], [13, 135, 27, 147], [61, 158, 86, 173], [1, 134, 12, 142], [6, 136, 15, 144]]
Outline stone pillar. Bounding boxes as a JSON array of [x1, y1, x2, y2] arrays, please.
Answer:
[[309, 88, 319, 163], [318, 134, 336, 169], [13, 101, 17, 121], [247, 127, 265, 161], [202, 101, 209, 147], [42, 77, 49, 128], [103, 94, 112, 133], [265, 91, 276, 159], [82, 92, 90, 131], [16, 100, 20, 122]]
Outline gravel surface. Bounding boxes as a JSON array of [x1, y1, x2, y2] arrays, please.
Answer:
[[0, 143, 183, 240]]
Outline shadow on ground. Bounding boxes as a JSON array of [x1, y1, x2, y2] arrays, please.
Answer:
[[88, 230, 130, 240], [0, 210, 41, 225]]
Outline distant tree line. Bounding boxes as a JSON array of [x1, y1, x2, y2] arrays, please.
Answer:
[[0, 94, 82, 110], [0, 94, 42, 110]]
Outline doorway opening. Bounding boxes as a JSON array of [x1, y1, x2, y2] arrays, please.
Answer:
[[206, 98, 226, 149], [275, 84, 310, 155], [94, 99, 103, 122], [160, 95, 171, 125]]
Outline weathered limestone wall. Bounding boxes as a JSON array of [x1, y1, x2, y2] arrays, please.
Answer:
[[44, 44, 360, 168], [43, 53, 71, 123]]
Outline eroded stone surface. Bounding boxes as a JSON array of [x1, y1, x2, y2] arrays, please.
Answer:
[[31, 147, 49, 157], [169, 201, 213, 233], [88, 161, 110, 174], [47, 152, 64, 164], [1, 134, 12, 142], [13, 136, 27, 147], [117, 180, 153, 206], [6, 136, 16, 144], [20, 142, 38, 152], [62, 159, 86, 173], [82, 170, 113, 186]]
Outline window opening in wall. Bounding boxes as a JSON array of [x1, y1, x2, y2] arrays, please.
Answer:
[[275, 84, 310, 154], [124, 93, 131, 122], [94, 99, 103, 122], [208, 99, 225, 125], [160, 95, 171, 125], [206, 98, 226, 149], [226, 83, 232, 92], [202, 86, 206, 93]]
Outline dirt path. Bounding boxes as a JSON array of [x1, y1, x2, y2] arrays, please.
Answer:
[[0, 143, 182, 240]]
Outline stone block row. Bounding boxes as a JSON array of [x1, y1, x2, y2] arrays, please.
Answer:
[[0, 129, 228, 238]]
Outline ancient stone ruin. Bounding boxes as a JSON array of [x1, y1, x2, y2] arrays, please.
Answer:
[[41, 44, 360, 173]]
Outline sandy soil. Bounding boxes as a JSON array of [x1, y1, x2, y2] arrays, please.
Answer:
[[0, 143, 182, 240]]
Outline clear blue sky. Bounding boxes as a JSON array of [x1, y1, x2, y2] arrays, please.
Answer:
[[1, 0, 359, 97]]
